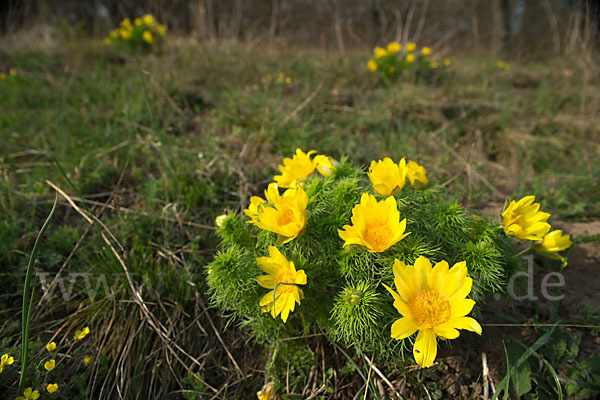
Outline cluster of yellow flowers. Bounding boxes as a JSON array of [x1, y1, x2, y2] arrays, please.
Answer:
[[261, 72, 293, 86], [366, 41, 450, 80], [502, 196, 572, 263], [0, 68, 17, 80], [241, 149, 481, 370], [4, 326, 92, 398], [104, 15, 166, 49]]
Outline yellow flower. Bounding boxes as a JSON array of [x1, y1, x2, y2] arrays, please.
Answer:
[[443, 58, 451, 66], [0, 353, 14, 374], [83, 356, 92, 366], [244, 183, 308, 245], [338, 193, 410, 253], [257, 382, 275, 400], [405, 42, 416, 52], [16, 387, 40, 400], [387, 41, 401, 53], [407, 160, 428, 187], [0, 72, 6, 80], [274, 148, 316, 188], [44, 359, 56, 371], [421, 46, 432, 56], [104, 37, 111, 45], [405, 53, 415, 63], [430, 61, 439, 68], [9, 68, 16, 76], [245, 196, 265, 220], [388, 66, 396, 73], [143, 14, 154, 26], [157, 24, 167, 37], [285, 76, 292, 84], [109, 30, 119, 39], [74, 326, 90, 340], [46, 383, 58, 394], [534, 230, 573, 262], [368, 157, 409, 196], [46, 342, 57, 352], [143, 30, 155, 44], [313, 154, 338, 177], [383, 257, 482, 368], [367, 59, 377, 72], [374, 46, 388, 58], [257, 246, 307, 323], [502, 196, 551, 241], [134, 17, 142, 26], [121, 18, 132, 29], [215, 214, 228, 228], [119, 28, 131, 39]]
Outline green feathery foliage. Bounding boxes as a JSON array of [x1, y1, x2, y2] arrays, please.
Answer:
[[205, 156, 528, 372]]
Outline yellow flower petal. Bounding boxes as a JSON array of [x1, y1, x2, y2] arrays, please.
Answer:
[[391, 317, 419, 339], [413, 328, 437, 368]]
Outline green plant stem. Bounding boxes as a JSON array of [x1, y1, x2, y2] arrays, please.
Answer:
[[17, 194, 57, 395]]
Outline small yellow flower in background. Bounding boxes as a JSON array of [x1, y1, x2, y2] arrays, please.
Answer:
[[431, 61, 439, 68], [367, 59, 377, 72], [0, 72, 6, 80], [142, 14, 154, 26], [421, 47, 432, 56], [405, 53, 415, 63], [109, 30, 119, 39], [44, 359, 56, 371], [534, 230, 573, 263], [313, 154, 338, 177], [257, 382, 275, 400], [285, 76, 292, 84], [368, 157, 409, 196], [244, 183, 308, 245], [0, 353, 14, 374], [74, 326, 90, 340], [502, 196, 551, 241], [46, 383, 58, 394], [388, 66, 396, 73], [121, 18, 132, 29], [257, 246, 307, 323], [405, 42, 416, 52], [374, 46, 388, 58], [143, 30, 155, 43], [119, 28, 132, 39], [16, 387, 40, 400], [274, 148, 316, 188], [104, 37, 111, 45], [407, 160, 428, 187], [443, 58, 451, 66], [338, 193, 410, 253], [383, 256, 482, 368], [496, 60, 510, 71], [9, 68, 16, 76], [46, 342, 57, 352], [83, 356, 92, 366], [157, 24, 167, 37], [387, 41, 401, 53], [134, 17, 142, 26]]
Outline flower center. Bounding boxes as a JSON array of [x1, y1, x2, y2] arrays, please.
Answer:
[[363, 224, 392, 250], [275, 272, 296, 293], [409, 289, 451, 327], [277, 209, 295, 226]]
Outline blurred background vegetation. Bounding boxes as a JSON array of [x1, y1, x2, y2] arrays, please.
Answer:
[[1, 0, 599, 57]]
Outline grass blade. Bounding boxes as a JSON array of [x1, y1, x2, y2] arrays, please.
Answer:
[[17, 194, 58, 395]]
